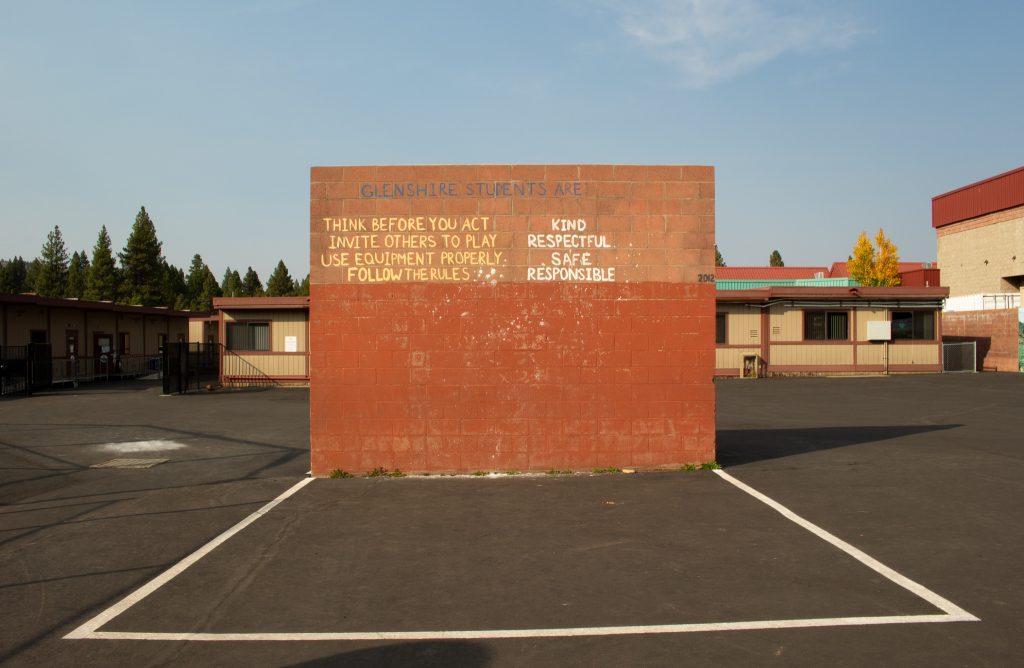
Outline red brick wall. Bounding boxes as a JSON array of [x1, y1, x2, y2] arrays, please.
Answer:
[[942, 309, 1019, 372], [309, 165, 716, 475]]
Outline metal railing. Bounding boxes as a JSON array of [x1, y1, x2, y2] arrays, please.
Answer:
[[220, 347, 278, 388], [52, 354, 162, 386], [161, 342, 278, 394]]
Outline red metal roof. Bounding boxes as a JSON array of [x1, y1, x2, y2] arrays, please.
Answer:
[[716, 266, 828, 280], [932, 165, 1024, 228]]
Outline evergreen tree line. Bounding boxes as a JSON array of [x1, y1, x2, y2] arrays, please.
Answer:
[[0, 206, 309, 312]]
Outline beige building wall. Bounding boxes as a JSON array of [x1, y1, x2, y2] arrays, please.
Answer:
[[5, 306, 48, 345], [856, 308, 889, 341], [118, 315, 145, 355], [718, 304, 760, 346], [768, 306, 802, 341], [49, 308, 87, 357], [227, 353, 308, 378], [937, 206, 1024, 297], [888, 344, 939, 366], [168, 319, 188, 343], [144, 315, 173, 353], [857, 343, 886, 365], [222, 310, 308, 352], [188, 320, 204, 342], [716, 347, 760, 370], [770, 344, 855, 366]]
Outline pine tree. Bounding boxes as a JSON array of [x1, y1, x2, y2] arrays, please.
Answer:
[[0, 256, 29, 293], [25, 259, 42, 293], [714, 245, 726, 267], [85, 226, 119, 302], [769, 250, 784, 267], [185, 254, 221, 311], [119, 206, 165, 306], [221, 267, 242, 297], [266, 260, 294, 297], [36, 225, 70, 297], [162, 261, 187, 309], [196, 271, 222, 312], [240, 266, 263, 297], [66, 251, 90, 299], [294, 274, 310, 296]]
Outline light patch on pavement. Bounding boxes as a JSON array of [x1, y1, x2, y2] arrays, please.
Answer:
[[99, 440, 187, 453], [91, 458, 169, 469]]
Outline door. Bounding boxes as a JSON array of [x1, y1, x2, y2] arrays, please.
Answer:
[[94, 333, 112, 374], [66, 330, 78, 379]]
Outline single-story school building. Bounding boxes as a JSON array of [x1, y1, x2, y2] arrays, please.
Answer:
[[0, 292, 190, 384], [714, 265, 947, 377], [190, 296, 310, 385]]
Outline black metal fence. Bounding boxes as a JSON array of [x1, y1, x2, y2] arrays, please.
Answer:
[[0, 343, 52, 397], [162, 342, 221, 394]]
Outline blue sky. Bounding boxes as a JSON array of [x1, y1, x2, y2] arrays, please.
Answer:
[[2, 0, 1022, 281]]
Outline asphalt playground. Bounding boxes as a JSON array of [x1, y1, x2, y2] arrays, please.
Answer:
[[1, 373, 1022, 666]]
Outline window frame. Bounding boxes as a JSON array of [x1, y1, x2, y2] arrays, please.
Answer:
[[802, 310, 850, 342], [715, 312, 727, 345], [226, 320, 271, 352], [890, 310, 936, 342]]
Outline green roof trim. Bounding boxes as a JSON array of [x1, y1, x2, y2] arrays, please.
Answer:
[[716, 278, 861, 290]]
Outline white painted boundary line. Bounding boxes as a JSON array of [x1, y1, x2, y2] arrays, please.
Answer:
[[65, 470, 977, 642], [75, 614, 967, 642], [64, 477, 316, 640], [712, 469, 979, 622]]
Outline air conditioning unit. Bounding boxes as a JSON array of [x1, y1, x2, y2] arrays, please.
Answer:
[[814, 272, 824, 279]]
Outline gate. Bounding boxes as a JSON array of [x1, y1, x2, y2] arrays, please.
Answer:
[[942, 341, 977, 373], [162, 342, 221, 394], [0, 343, 53, 396]]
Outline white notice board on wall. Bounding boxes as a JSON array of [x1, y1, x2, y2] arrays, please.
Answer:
[[867, 321, 891, 341], [284, 336, 298, 352]]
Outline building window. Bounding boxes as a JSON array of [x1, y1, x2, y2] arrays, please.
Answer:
[[891, 311, 935, 340], [715, 313, 727, 344], [804, 311, 848, 341], [226, 322, 270, 351]]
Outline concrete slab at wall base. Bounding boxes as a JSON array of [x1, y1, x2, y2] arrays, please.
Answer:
[[309, 165, 716, 474]]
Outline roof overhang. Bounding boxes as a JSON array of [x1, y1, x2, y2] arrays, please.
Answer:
[[213, 296, 310, 310], [0, 292, 193, 317]]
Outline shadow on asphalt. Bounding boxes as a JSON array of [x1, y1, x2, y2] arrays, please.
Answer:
[[716, 424, 962, 466], [285, 641, 491, 667]]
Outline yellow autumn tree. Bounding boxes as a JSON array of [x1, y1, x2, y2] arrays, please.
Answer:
[[847, 231, 875, 285], [846, 229, 901, 286], [872, 229, 901, 286]]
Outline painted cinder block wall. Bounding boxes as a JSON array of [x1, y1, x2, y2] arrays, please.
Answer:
[[309, 165, 716, 475], [942, 309, 1020, 372]]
